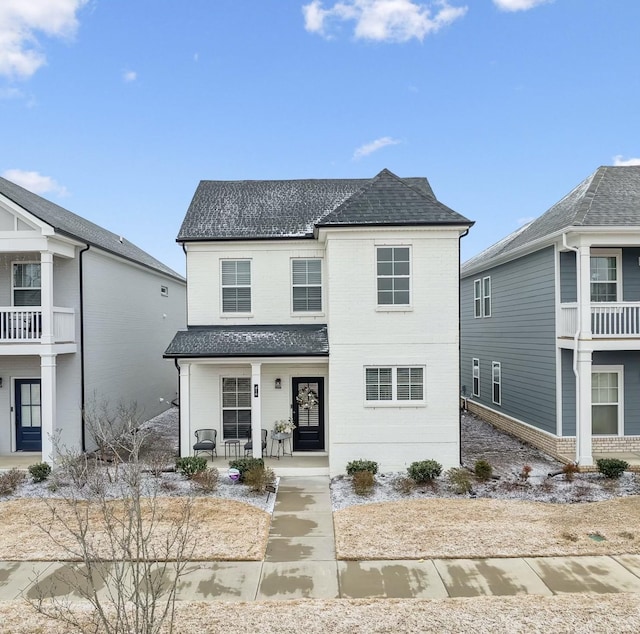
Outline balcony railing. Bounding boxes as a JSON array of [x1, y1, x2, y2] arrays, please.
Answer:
[[0, 307, 75, 343], [559, 302, 640, 338]]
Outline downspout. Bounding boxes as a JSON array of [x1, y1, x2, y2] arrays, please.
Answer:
[[79, 244, 91, 451], [562, 233, 580, 463], [459, 227, 470, 466], [174, 359, 181, 456]]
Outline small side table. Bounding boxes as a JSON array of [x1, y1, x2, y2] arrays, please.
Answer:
[[224, 439, 240, 459], [270, 433, 293, 459]]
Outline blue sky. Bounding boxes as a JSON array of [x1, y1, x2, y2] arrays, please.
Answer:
[[1, 0, 639, 276]]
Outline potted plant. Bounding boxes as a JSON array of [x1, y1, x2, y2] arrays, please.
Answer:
[[272, 419, 296, 439]]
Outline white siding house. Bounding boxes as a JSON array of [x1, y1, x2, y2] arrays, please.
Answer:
[[0, 176, 186, 463], [166, 169, 472, 476]]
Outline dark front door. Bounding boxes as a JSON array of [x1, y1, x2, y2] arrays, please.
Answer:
[[292, 377, 324, 451], [15, 379, 42, 452]]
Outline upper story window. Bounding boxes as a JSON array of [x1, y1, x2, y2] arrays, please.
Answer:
[[474, 277, 491, 317], [590, 251, 620, 302], [160, 285, 169, 297], [221, 260, 251, 313], [365, 366, 424, 404], [13, 262, 41, 306], [292, 259, 322, 312], [377, 246, 410, 306], [472, 358, 480, 397]]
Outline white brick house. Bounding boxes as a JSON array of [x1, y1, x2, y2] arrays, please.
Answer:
[[165, 169, 472, 476], [0, 176, 186, 463]]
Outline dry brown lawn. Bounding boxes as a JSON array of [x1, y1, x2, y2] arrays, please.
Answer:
[[334, 496, 640, 560], [1, 595, 640, 633], [0, 497, 269, 561]]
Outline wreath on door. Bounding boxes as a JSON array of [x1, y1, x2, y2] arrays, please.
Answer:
[[296, 386, 319, 410]]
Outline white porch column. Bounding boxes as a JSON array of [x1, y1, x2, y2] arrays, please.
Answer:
[[576, 348, 593, 466], [40, 353, 57, 464], [578, 245, 592, 340], [40, 252, 54, 344], [251, 363, 262, 459], [179, 362, 191, 457]]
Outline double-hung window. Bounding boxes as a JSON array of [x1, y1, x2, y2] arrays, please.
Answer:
[[592, 368, 622, 435], [492, 361, 501, 405], [365, 366, 424, 404], [13, 262, 41, 306], [377, 247, 410, 306], [221, 260, 251, 313], [472, 358, 480, 397], [292, 259, 322, 312], [590, 251, 620, 302], [474, 277, 491, 317], [222, 377, 251, 439]]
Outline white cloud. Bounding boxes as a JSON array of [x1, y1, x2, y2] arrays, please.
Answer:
[[613, 155, 640, 167], [1, 169, 68, 196], [123, 69, 137, 82], [303, 0, 467, 42], [0, 0, 88, 79], [353, 136, 401, 160], [493, 0, 552, 11]]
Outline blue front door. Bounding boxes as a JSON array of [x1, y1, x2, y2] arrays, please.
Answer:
[[15, 379, 42, 452]]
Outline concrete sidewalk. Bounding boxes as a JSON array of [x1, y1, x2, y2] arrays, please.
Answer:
[[2, 476, 640, 602]]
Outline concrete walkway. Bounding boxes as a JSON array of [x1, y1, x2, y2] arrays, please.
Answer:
[[2, 476, 640, 602]]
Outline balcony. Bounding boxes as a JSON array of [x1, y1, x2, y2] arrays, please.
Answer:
[[0, 307, 75, 343], [560, 302, 640, 338]]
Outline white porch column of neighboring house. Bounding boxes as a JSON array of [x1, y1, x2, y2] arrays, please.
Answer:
[[251, 362, 262, 459], [179, 362, 191, 457], [40, 353, 57, 464], [576, 244, 593, 465], [40, 252, 54, 344]]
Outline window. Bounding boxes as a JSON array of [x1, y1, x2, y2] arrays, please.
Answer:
[[492, 361, 501, 405], [13, 262, 41, 306], [474, 277, 491, 317], [472, 358, 480, 397], [377, 247, 410, 306], [292, 259, 322, 312], [365, 366, 424, 404], [222, 377, 251, 439], [221, 260, 251, 313], [592, 368, 622, 435], [590, 252, 619, 302], [160, 285, 168, 297]]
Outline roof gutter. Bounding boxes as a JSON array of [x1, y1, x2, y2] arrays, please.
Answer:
[[458, 226, 470, 467], [79, 244, 91, 452]]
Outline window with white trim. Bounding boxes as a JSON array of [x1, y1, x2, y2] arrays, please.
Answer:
[[472, 358, 480, 397], [221, 377, 251, 439], [365, 366, 424, 403], [592, 368, 622, 435], [474, 276, 491, 317], [221, 260, 251, 313], [377, 247, 410, 306], [474, 280, 482, 318], [590, 251, 620, 302], [292, 259, 322, 312], [13, 262, 41, 306], [492, 361, 501, 405]]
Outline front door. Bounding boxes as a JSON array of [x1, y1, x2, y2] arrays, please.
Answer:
[[292, 377, 324, 451], [15, 379, 42, 451]]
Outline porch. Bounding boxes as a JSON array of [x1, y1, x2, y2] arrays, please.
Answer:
[[560, 302, 640, 338]]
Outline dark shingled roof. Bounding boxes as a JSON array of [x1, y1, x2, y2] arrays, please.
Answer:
[[461, 166, 640, 276], [164, 324, 329, 358], [0, 176, 183, 281], [178, 168, 471, 241]]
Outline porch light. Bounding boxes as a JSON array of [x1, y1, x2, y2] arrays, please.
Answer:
[[275, 378, 282, 389]]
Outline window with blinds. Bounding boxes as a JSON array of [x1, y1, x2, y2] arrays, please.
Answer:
[[292, 259, 322, 312], [221, 260, 251, 313], [365, 366, 424, 403], [221, 377, 251, 439]]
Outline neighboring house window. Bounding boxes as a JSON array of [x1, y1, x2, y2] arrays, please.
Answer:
[[160, 285, 169, 297], [492, 361, 501, 405], [472, 358, 480, 397], [377, 247, 410, 306], [292, 259, 322, 312], [221, 260, 251, 312], [222, 377, 251, 439], [590, 252, 619, 302], [13, 262, 41, 306], [365, 366, 424, 403], [592, 368, 622, 435], [474, 277, 491, 317]]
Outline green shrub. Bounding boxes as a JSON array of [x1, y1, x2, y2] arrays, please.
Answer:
[[175, 456, 207, 479], [28, 462, 52, 483], [446, 468, 472, 494], [407, 460, 442, 483], [351, 470, 375, 496], [596, 458, 629, 479], [474, 460, 493, 482], [229, 457, 265, 483], [346, 460, 378, 476], [0, 469, 26, 496]]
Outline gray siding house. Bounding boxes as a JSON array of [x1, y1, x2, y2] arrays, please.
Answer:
[[0, 176, 186, 463], [461, 166, 640, 466]]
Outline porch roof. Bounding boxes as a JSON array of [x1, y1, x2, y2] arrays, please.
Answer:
[[164, 324, 329, 358]]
